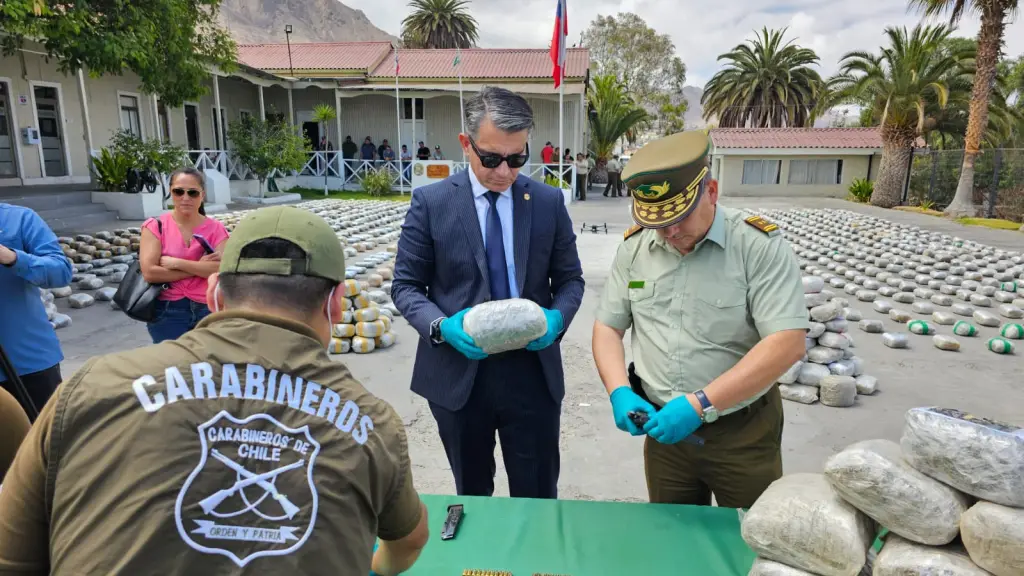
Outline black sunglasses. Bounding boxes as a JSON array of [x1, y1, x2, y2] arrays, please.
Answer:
[[172, 187, 202, 198], [467, 136, 530, 169]]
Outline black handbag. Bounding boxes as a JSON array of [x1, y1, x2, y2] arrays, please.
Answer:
[[113, 219, 169, 323], [0, 342, 38, 420]]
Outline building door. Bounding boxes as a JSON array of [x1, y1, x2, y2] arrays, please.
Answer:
[[184, 104, 200, 149], [0, 83, 17, 178], [211, 107, 227, 150], [401, 98, 426, 156], [302, 121, 320, 149], [34, 86, 66, 177]]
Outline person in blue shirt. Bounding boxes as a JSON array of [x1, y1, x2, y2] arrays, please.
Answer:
[[0, 203, 73, 420]]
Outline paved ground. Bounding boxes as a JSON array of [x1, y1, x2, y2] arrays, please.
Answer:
[[54, 193, 1024, 502]]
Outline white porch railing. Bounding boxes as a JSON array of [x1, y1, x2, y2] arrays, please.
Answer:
[[182, 151, 577, 196]]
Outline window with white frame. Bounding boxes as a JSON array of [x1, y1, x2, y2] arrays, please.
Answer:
[[401, 98, 424, 120], [157, 100, 171, 142], [119, 95, 142, 137], [788, 159, 843, 185], [741, 159, 782, 185]]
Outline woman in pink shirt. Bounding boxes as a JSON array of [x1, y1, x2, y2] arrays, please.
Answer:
[[139, 168, 229, 343]]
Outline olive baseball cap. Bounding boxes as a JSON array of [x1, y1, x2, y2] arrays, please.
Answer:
[[219, 206, 345, 282], [621, 131, 712, 229]]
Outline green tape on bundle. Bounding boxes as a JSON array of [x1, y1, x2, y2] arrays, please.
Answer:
[[986, 337, 1015, 355], [908, 320, 932, 335], [1000, 323, 1024, 340], [953, 321, 978, 337], [999, 281, 1018, 292]]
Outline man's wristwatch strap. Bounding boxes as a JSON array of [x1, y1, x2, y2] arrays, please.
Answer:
[[694, 390, 716, 423]]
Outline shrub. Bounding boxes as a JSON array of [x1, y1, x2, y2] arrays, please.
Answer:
[[109, 129, 187, 175], [544, 174, 570, 190], [91, 148, 134, 191], [359, 168, 394, 197], [848, 178, 873, 203]]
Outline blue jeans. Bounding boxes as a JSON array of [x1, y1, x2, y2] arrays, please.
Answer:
[[147, 299, 211, 343]]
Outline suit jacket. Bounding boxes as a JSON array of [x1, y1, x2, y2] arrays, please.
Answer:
[[391, 170, 585, 411]]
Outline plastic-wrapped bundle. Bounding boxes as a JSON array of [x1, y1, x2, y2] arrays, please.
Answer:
[[779, 384, 818, 405], [747, 558, 816, 576], [463, 298, 548, 354], [741, 473, 874, 576], [351, 336, 376, 354], [778, 362, 802, 385], [375, 332, 397, 349], [960, 501, 1024, 576], [823, 440, 969, 545], [327, 338, 351, 354], [332, 324, 356, 338], [797, 363, 830, 386], [873, 536, 990, 576], [900, 407, 1024, 507]]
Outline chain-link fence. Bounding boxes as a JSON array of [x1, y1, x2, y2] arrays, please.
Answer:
[[907, 148, 1024, 221]]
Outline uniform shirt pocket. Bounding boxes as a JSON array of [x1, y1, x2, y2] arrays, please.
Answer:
[[627, 281, 656, 304], [693, 283, 750, 342]]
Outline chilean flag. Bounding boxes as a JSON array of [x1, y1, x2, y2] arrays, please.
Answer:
[[550, 0, 568, 88]]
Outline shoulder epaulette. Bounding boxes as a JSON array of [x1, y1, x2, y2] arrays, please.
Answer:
[[623, 225, 643, 240], [743, 215, 780, 236]]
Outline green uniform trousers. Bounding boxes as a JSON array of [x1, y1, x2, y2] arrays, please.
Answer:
[[644, 385, 784, 509]]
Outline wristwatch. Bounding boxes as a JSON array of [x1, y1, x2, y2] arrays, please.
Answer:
[[429, 317, 446, 345], [694, 390, 719, 424]]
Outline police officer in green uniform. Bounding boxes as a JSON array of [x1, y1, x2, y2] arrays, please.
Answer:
[[0, 207, 429, 576], [593, 131, 808, 509]]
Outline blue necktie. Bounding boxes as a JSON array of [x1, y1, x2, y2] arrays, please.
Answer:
[[485, 191, 510, 300]]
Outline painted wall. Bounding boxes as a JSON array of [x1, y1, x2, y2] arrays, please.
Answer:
[[717, 153, 874, 198], [0, 43, 90, 183]]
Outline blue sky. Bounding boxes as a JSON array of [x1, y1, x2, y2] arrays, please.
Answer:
[[344, 0, 1024, 88]]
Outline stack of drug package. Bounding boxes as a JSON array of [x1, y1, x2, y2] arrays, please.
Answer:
[[327, 274, 399, 355], [776, 276, 877, 407], [743, 406, 1023, 576]]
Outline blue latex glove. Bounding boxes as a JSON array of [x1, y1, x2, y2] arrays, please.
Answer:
[[526, 308, 564, 351], [643, 395, 703, 444], [369, 541, 379, 576], [609, 387, 655, 436], [440, 308, 488, 360]]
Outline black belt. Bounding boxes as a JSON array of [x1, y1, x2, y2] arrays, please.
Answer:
[[627, 362, 769, 426]]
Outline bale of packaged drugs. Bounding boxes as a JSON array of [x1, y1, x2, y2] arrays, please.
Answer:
[[960, 501, 1024, 576], [747, 558, 817, 576], [900, 407, 1024, 508], [873, 535, 990, 576], [463, 298, 548, 354], [779, 384, 818, 405], [823, 439, 969, 546], [819, 376, 856, 407], [741, 473, 874, 576]]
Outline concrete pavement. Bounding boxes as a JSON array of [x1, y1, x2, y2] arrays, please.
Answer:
[[54, 193, 1024, 501]]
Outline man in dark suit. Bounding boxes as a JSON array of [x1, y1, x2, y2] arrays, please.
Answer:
[[391, 87, 584, 499]]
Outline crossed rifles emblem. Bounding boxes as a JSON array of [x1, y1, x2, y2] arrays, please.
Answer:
[[198, 449, 303, 520]]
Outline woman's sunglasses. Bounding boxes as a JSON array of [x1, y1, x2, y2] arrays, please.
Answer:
[[172, 187, 202, 198], [468, 136, 530, 169]]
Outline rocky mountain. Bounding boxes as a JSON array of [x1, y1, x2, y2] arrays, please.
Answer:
[[218, 0, 396, 45]]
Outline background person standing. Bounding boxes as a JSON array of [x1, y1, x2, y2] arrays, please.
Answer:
[[0, 202, 73, 419], [139, 169, 229, 343], [603, 155, 623, 197], [392, 87, 584, 500], [592, 131, 807, 509]]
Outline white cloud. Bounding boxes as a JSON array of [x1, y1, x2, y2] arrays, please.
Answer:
[[341, 0, 1024, 88]]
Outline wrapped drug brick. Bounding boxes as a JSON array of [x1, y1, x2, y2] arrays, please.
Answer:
[[873, 536, 989, 576], [741, 473, 874, 576], [823, 439, 969, 545], [900, 407, 1024, 508], [960, 501, 1024, 576], [463, 298, 548, 354]]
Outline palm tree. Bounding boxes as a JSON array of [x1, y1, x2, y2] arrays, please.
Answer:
[[401, 0, 478, 49], [702, 27, 824, 128], [587, 74, 650, 169], [909, 0, 1019, 217], [830, 24, 966, 207], [312, 103, 336, 195]]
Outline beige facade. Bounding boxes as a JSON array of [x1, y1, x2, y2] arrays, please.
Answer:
[[0, 42, 587, 191], [712, 152, 882, 198]]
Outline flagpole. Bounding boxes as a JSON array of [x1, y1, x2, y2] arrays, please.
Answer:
[[457, 47, 466, 161], [394, 47, 403, 193], [558, 81, 564, 191]]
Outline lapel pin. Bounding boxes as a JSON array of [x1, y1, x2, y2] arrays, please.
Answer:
[[523, 193, 531, 201]]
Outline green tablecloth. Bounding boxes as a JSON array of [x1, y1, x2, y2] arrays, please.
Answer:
[[407, 495, 756, 575]]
